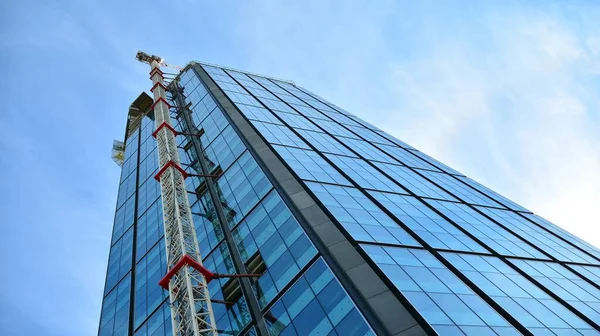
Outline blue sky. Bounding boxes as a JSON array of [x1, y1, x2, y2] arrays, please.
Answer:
[[1, 0, 599, 335]]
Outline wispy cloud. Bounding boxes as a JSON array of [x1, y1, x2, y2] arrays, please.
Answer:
[[383, 4, 600, 246], [2, 1, 599, 335], [231, 0, 600, 247]]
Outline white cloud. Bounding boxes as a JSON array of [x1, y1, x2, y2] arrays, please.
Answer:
[[383, 8, 600, 247], [234, 1, 600, 248]]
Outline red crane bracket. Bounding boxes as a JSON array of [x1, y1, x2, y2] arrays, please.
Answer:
[[152, 122, 177, 138], [150, 82, 167, 93], [151, 97, 172, 111], [154, 161, 188, 181], [149, 67, 164, 79], [159, 254, 264, 290], [159, 255, 216, 289]]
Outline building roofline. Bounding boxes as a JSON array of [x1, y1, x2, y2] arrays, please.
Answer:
[[172, 60, 296, 86]]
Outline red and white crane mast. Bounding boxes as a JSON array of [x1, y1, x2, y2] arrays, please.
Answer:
[[136, 51, 217, 336]]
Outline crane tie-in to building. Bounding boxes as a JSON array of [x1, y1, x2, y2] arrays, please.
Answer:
[[135, 51, 261, 336]]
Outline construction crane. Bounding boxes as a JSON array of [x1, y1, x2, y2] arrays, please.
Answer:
[[135, 51, 261, 336]]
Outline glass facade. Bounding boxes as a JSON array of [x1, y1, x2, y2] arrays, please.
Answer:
[[100, 62, 600, 336]]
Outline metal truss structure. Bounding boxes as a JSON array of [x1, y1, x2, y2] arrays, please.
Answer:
[[142, 55, 217, 336]]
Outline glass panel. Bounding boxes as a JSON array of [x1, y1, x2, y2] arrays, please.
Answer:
[[133, 300, 171, 336], [444, 253, 598, 334], [326, 154, 404, 193], [273, 146, 351, 185], [105, 228, 134, 295], [99, 275, 131, 336], [232, 190, 317, 308], [522, 213, 600, 262], [136, 199, 164, 261], [370, 192, 488, 253], [511, 259, 600, 324], [458, 176, 529, 212], [265, 258, 374, 336], [419, 170, 505, 208], [426, 200, 547, 259], [215, 151, 273, 227], [362, 246, 517, 334], [134, 240, 168, 328], [373, 162, 457, 201], [306, 182, 421, 246], [476, 207, 597, 264]]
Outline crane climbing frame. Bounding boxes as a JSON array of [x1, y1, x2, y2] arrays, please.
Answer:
[[141, 52, 218, 336], [136, 51, 262, 336]]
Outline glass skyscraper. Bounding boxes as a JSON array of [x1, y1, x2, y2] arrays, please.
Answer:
[[99, 61, 600, 336]]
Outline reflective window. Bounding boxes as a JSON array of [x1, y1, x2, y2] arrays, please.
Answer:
[[121, 154, 138, 183], [227, 91, 262, 108], [136, 199, 164, 261], [568, 265, 600, 286], [203, 243, 253, 335], [266, 258, 374, 336], [237, 104, 283, 125], [378, 145, 441, 171], [139, 130, 156, 161], [274, 111, 321, 132], [346, 125, 396, 146], [458, 176, 529, 212], [244, 85, 280, 100], [191, 192, 225, 258], [476, 207, 597, 264], [252, 121, 309, 149], [346, 114, 383, 132], [511, 259, 600, 324], [362, 245, 518, 335], [273, 146, 350, 185], [268, 80, 318, 103], [137, 178, 160, 216], [113, 195, 135, 243], [522, 213, 600, 262], [196, 108, 229, 146], [419, 171, 505, 208], [326, 154, 404, 193], [241, 326, 257, 336], [203, 125, 246, 173], [334, 137, 395, 164], [232, 190, 316, 308], [256, 96, 298, 113], [444, 253, 598, 335], [133, 300, 171, 336], [323, 111, 364, 128], [189, 89, 218, 129], [105, 227, 134, 295], [216, 151, 273, 227], [375, 131, 415, 150], [291, 104, 331, 121], [370, 192, 487, 253], [296, 129, 356, 156], [99, 275, 131, 336], [306, 182, 420, 246], [124, 130, 139, 161], [410, 150, 463, 175], [117, 173, 137, 209], [218, 79, 247, 93], [274, 92, 310, 108], [134, 240, 168, 329], [316, 119, 359, 138], [426, 200, 547, 259], [373, 162, 457, 201], [138, 148, 158, 186]]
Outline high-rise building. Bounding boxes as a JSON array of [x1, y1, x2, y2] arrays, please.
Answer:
[[99, 61, 600, 336]]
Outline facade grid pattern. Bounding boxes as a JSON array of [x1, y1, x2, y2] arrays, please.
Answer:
[[99, 61, 600, 336]]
